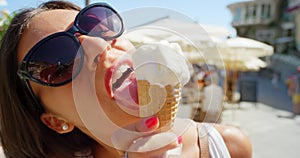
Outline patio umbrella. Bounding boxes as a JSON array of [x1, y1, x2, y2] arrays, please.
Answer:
[[145, 18, 231, 39], [183, 44, 270, 72], [219, 37, 274, 58], [213, 37, 273, 102], [124, 18, 230, 54], [185, 54, 268, 72], [216, 56, 267, 72], [200, 36, 273, 72]]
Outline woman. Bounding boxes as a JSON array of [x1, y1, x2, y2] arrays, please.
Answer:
[[0, 1, 252, 157]]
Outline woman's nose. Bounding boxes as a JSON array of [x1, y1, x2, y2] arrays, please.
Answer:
[[77, 35, 111, 71]]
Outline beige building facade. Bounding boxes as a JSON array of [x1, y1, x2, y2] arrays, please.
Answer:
[[227, 0, 300, 80]]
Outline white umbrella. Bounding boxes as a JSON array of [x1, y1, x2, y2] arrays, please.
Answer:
[[192, 50, 268, 71], [124, 18, 230, 53], [213, 37, 274, 101], [207, 36, 274, 71], [217, 56, 267, 72], [124, 26, 207, 53], [146, 18, 231, 39], [219, 37, 274, 58]]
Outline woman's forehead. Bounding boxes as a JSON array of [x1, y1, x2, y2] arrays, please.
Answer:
[[29, 9, 78, 37]]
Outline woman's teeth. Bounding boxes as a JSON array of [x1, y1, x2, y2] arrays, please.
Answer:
[[112, 65, 133, 90]]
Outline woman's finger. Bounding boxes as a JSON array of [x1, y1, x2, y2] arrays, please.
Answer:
[[111, 116, 160, 150], [135, 116, 159, 132]]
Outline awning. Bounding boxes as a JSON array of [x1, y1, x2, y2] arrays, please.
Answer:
[[286, 3, 300, 13]]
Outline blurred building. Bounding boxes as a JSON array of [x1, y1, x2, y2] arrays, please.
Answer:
[[287, 0, 300, 53], [227, 0, 300, 81]]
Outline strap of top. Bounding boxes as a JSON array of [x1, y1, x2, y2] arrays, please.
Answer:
[[197, 123, 211, 158]]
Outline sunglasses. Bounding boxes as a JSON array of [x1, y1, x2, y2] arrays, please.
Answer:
[[17, 3, 124, 87]]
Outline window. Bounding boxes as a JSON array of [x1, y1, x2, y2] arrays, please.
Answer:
[[233, 7, 242, 22], [261, 3, 271, 19], [245, 5, 256, 19]]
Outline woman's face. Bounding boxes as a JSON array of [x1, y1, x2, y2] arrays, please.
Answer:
[[17, 9, 140, 139]]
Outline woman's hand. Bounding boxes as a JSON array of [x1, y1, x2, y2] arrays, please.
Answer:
[[111, 116, 183, 158]]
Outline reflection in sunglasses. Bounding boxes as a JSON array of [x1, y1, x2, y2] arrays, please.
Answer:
[[29, 60, 74, 84]]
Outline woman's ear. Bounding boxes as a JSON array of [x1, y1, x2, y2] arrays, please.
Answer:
[[40, 113, 75, 134]]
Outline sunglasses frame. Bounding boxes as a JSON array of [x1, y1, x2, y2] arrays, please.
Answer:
[[74, 2, 124, 41], [18, 32, 83, 87], [17, 2, 124, 87]]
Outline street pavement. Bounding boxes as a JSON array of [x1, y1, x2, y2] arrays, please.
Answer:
[[177, 73, 300, 158]]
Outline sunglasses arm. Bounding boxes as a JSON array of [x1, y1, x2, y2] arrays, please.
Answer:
[[22, 79, 44, 112]]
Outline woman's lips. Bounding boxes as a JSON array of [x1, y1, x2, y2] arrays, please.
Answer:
[[105, 59, 132, 98], [105, 59, 139, 115]]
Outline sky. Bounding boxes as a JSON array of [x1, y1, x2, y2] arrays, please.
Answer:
[[0, 0, 247, 36]]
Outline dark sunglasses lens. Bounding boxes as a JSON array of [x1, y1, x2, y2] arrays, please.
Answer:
[[27, 35, 81, 85], [78, 6, 123, 39]]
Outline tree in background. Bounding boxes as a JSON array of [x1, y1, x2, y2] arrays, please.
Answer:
[[0, 10, 14, 43]]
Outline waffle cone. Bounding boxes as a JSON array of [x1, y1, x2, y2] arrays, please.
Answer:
[[137, 80, 181, 131]]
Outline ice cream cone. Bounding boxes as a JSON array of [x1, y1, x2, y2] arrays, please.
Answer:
[[137, 80, 182, 131]]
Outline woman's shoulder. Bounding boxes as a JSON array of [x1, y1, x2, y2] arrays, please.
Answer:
[[212, 123, 252, 158], [175, 118, 252, 158], [176, 120, 252, 158]]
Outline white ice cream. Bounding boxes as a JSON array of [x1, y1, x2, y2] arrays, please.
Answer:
[[132, 41, 191, 86]]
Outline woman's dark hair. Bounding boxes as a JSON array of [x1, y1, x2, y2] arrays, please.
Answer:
[[0, 1, 96, 157]]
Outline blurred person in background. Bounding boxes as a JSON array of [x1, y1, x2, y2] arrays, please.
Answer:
[[200, 72, 224, 123], [286, 66, 300, 117]]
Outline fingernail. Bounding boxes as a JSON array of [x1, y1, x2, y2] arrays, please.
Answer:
[[145, 116, 159, 128], [177, 136, 183, 144]]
